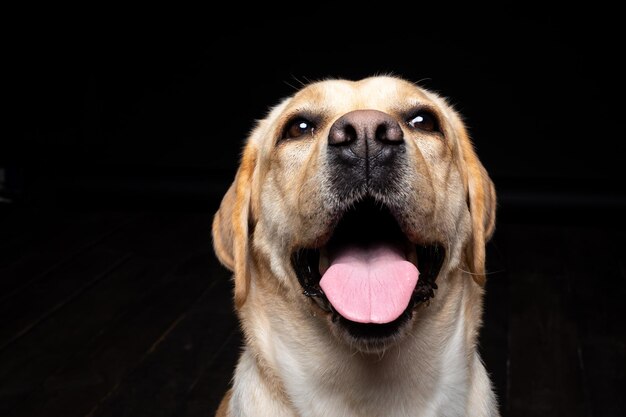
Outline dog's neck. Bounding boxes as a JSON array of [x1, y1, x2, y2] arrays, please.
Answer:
[[231, 271, 494, 417]]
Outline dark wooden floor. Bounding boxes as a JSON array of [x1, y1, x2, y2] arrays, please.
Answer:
[[1, 204, 625, 417]]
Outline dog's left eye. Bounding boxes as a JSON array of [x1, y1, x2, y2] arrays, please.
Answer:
[[284, 118, 316, 140], [407, 111, 439, 133]]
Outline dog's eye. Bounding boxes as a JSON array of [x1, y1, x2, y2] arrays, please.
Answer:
[[407, 111, 439, 133], [284, 118, 315, 140]]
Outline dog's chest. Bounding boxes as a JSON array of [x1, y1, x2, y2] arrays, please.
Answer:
[[273, 329, 469, 417]]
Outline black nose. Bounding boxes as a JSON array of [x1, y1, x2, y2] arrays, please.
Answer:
[[327, 110, 406, 196], [328, 110, 404, 162]]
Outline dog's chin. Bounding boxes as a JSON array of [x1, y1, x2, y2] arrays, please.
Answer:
[[324, 304, 418, 354], [291, 197, 445, 354]]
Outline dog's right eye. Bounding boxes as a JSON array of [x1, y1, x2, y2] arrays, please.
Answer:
[[283, 118, 316, 140]]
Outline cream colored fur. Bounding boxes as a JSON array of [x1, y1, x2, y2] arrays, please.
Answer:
[[212, 76, 499, 417]]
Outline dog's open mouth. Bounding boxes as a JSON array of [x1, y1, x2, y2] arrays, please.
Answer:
[[291, 198, 445, 340]]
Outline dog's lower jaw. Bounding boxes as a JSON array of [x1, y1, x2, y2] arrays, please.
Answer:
[[323, 305, 421, 355]]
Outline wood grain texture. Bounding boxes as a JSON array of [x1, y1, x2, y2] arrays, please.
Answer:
[[0, 208, 623, 417]]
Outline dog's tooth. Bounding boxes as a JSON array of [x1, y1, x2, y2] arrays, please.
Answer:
[[319, 247, 330, 276]]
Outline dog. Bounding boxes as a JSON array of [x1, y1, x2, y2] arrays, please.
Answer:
[[211, 75, 499, 416]]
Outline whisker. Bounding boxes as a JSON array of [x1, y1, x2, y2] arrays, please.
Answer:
[[283, 75, 306, 92], [456, 267, 505, 276]]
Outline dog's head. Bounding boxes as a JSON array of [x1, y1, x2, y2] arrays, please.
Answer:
[[212, 76, 496, 353]]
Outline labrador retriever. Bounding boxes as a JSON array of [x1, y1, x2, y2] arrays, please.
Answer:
[[212, 75, 499, 416]]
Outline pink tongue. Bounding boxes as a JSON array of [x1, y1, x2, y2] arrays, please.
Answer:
[[319, 243, 419, 324]]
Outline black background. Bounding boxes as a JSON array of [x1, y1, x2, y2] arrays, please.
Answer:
[[5, 7, 625, 216], [2, 7, 626, 416]]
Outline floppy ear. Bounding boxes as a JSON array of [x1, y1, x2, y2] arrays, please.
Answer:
[[460, 131, 497, 286], [212, 145, 258, 308]]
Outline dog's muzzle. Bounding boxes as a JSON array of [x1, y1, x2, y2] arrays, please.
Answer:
[[290, 110, 445, 341], [291, 198, 445, 340]]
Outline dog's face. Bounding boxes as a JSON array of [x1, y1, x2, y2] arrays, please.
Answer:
[[213, 76, 495, 354]]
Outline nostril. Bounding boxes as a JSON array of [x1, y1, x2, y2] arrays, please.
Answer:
[[344, 125, 358, 144], [375, 123, 403, 144], [329, 122, 358, 146]]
